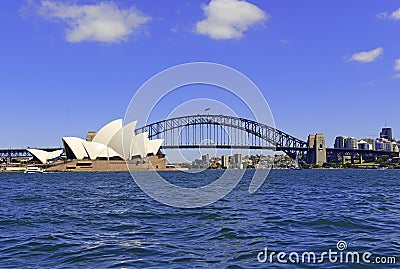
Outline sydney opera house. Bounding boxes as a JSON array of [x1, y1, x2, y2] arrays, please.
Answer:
[[29, 119, 166, 172]]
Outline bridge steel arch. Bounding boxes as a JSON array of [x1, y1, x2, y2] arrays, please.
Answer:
[[134, 114, 308, 160]]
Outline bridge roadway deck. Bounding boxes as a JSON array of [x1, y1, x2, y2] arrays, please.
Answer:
[[1, 146, 397, 159], [161, 145, 398, 157]]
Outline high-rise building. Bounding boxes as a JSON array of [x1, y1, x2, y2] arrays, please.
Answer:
[[233, 153, 242, 164], [375, 139, 384, 151], [334, 136, 347, 149], [391, 142, 399, 152], [202, 154, 210, 164], [383, 142, 392, 152], [362, 138, 375, 150], [233, 153, 243, 169], [357, 140, 371, 150], [380, 127, 393, 142], [221, 155, 230, 169], [345, 137, 358, 149]]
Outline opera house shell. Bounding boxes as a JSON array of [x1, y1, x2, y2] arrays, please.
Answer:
[[27, 148, 64, 164], [29, 119, 166, 172], [62, 119, 163, 161]]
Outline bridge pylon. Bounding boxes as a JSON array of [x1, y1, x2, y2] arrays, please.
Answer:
[[306, 134, 327, 165]]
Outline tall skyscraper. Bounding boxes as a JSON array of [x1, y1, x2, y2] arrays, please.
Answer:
[[345, 137, 358, 149], [202, 154, 210, 164], [334, 136, 347, 149], [221, 155, 230, 169], [380, 128, 393, 142], [233, 153, 242, 164]]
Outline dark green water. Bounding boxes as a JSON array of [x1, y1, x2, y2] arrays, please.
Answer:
[[0, 170, 399, 268]]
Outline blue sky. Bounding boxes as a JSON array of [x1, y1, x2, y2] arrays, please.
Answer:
[[0, 0, 399, 149]]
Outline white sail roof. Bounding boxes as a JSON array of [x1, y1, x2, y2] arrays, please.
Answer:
[[47, 149, 64, 160], [108, 121, 137, 160], [146, 139, 163, 155], [81, 141, 107, 160], [97, 147, 121, 159], [59, 119, 162, 161], [62, 137, 88, 160], [131, 132, 148, 158], [92, 119, 122, 145], [27, 148, 63, 164]]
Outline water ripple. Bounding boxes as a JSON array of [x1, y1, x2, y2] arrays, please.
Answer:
[[0, 170, 399, 268]]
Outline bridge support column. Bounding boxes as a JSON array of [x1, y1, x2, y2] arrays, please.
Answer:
[[306, 134, 327, 165]]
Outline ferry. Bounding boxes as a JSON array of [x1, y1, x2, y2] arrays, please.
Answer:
[[24, 166, 45, 174]]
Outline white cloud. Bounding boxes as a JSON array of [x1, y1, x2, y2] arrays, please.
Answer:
[[395, 59, 400, 79], [349, 47, 383, 63], [36, 1, 150, 43], [376, 12, 388, 20], [280, 39, 290, 45], [377, 8, 400, 20], [195, 0, 268, 40], [395, 58, 400, 71], [390, 8, 400, 20]]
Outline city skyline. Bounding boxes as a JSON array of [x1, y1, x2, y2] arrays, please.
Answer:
[[334, 126, 399, 151], [1, 1, 400, 148]]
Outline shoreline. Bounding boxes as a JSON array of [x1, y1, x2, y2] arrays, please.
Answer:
[[2, 166, 399, 173]]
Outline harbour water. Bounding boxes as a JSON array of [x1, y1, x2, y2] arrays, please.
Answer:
[[0, 170, 399, 268]]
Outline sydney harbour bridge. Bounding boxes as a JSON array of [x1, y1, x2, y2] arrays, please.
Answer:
[[1, 114, 398, 165], [135, 114, 398, 165]]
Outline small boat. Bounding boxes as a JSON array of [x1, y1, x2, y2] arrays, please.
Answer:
[[24, 166, 45, 174]]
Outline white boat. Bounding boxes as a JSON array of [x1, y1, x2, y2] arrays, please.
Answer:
[[24, 166, 45, 174]]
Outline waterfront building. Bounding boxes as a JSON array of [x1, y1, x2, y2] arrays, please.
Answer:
[[25, 119, 166, 171], [362, 138, 376, 150], [357, 140, 371, 150], [221, 155, 230, 168], [334, 136, 347, 149], [345, 137, 358, 149], [202, 154, 210, 164], [391, 142, 399, 152], [27, 148, 64, 164], [62, 119, 163, 161], [380, 127, 393, 142], [233, 153, 242, 164], [383, 142, 392, 152], [233, 153, 243, 169], [375, 139, 384, 151], [32, 119, 167, 172]]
